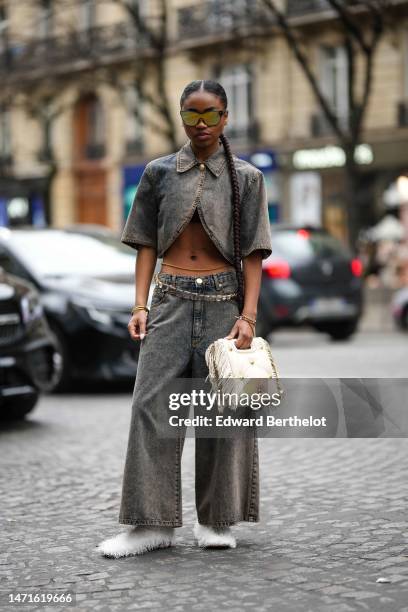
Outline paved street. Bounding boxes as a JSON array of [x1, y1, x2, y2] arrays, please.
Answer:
[[1, 330, 408, 612]]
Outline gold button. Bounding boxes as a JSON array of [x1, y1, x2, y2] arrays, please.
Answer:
[[199, 163, 205, 170]]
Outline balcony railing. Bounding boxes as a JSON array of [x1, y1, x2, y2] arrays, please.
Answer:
[[287, 0, 367, 17], [177, 0, 272, 41], [0, 22, 151, 79], [286, 0, 332, 16]]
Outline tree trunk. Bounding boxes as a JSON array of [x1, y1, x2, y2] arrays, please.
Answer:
[[344, 162, 374, 252]]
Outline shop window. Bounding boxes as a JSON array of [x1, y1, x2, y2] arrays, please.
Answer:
[[318, 45, 349, 129], [215, 63, 255, 141]]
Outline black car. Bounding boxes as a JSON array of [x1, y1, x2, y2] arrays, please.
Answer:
[[0, 227, 159, 391], [256, 224, 364, 340], [0, 268, 62, 420]]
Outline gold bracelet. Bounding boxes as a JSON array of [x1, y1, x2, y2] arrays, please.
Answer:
[[131, 305, 149, 315], [235, 314, 257, 325]]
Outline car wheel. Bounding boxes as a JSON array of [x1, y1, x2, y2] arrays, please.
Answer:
[[1, 393, 39, 421], [317, 318, 359, 341], [47, 320, 72, 392]]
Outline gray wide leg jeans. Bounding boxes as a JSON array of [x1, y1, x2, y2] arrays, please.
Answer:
[[118, 270, 259, 528]]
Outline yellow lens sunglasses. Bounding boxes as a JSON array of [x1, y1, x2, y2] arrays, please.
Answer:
[[180, 109, 226, 127]]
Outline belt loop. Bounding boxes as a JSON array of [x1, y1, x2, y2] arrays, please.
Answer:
[[214, 276, 223, 290]]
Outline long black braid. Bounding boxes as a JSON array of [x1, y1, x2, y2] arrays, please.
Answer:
[[180, 80, 245, 312]]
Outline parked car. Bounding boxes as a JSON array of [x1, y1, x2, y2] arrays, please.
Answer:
[[0, 226, 160, 391], [391, 287, 408, 330], [0, 268, 62, 420], [256, 224, 364, 340]]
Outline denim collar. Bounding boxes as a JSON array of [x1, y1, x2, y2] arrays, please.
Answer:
[[176, 139, 227, 177]]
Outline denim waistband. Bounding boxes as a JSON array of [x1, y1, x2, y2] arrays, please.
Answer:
[[156, 269, 237, 290]]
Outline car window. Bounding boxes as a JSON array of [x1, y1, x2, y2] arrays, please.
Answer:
[[8, 231, 138, 279], [271, 230, 350, 260], [0, 247, 33, 281]]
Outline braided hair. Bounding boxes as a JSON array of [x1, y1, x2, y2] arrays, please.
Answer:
[[180, 80, 245, 312]]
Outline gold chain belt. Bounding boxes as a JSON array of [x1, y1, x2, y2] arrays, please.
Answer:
[[153, 273, 238, 302]]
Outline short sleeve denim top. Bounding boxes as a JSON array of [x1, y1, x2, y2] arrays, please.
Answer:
[[121, 139, 273, 263]]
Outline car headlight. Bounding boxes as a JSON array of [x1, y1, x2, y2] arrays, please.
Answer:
[[21, 291, 44, 324], [71, 298, 114, 326], [85, 305, 113, 326]]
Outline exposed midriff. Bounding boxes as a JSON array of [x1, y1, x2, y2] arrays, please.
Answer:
[[160, 208, 234, 276]]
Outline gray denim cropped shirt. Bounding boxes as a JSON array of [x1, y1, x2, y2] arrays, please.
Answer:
[[121, 139, 273, 263]]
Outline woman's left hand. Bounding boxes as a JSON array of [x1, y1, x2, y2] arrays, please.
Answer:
[[225, 319, 254, 349]]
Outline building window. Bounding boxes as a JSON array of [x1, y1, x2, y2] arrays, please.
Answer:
[[0, 3, 8, 52], [37, 97, 53, 162], [81, 0, 95, 30], [404, 28, 408, 99], [319, 45, 349, 128], [39, 0, 53, 39], [216, 64, 254, 140], [0, 105, 12, 160], [124, 85, 144, 154], [86, 96, 105, 158], [128, 0, 149, 18]]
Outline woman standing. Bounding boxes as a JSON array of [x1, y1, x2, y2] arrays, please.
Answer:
[[97, 80, 272, 557]]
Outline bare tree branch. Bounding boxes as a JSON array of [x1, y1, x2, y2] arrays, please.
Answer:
[[326, 0, 370, 54], [260, 0, 390, 245], [261, 0, 345, 141]]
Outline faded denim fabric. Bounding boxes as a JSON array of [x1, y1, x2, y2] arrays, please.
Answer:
[[120, 139, 273, 263], [118, 271, 259, 528]]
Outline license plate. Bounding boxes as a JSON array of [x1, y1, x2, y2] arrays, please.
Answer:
[[309, 297, 346, 314]]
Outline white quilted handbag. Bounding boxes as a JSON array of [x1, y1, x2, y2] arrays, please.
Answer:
[[205, 336, 284, 412]]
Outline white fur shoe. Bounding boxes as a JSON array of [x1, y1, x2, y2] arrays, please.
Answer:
[[96, 526, 175, 558], [193, 521, 236, 549]]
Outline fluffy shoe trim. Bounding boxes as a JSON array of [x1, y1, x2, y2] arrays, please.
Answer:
[[96, 527, 175, 558], [193, 521, 236, 549]]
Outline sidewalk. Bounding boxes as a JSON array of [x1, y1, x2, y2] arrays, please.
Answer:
[[1, 395, 407, 612]]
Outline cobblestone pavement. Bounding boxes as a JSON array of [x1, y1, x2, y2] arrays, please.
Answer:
[[1, 331, 407, 612]]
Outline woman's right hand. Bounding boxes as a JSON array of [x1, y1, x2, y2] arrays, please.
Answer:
[[128, 310, 148, 341]]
